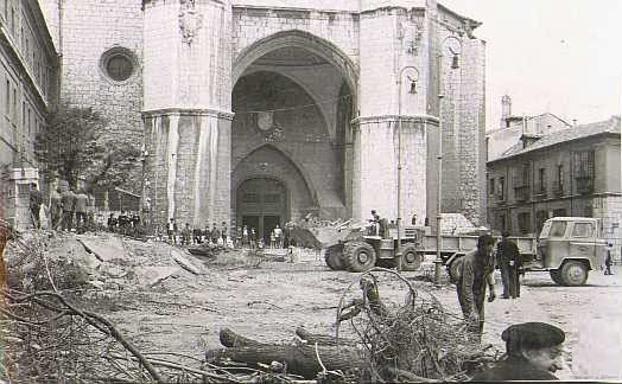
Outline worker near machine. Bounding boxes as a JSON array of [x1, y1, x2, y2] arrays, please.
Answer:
[[471, 322, 566, 381], [456, 234, 497, 340], [497, 231, 521, 298]]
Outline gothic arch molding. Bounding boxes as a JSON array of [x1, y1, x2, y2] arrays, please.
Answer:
[[232, 29, 358, 95], [232, 143, 319, 208]]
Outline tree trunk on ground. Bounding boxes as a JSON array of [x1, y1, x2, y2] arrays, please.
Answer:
[[295, 327, 357, 347], [207, 328, 364, 379]]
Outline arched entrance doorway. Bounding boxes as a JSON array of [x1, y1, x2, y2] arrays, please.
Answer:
[[231, 35, 356, 222], [236, 178, 287, 244]]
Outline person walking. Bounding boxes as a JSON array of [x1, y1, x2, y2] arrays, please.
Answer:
[[86, 191, 96, 230], [167, 218, 178, 244], [49, 187, 63, 230], [74, 189, 88, 232], [61, 187, 76, 231], [605, 243, 614, 275], [471, 322, 566, 381], [274, 224, 283, 248], [210, 222, 220, 245], [29, 183, 43, 229], [181, 223, 192, 245], [497, 231, 521, 298], [456, 234, 497, 341], [221, 221, 228, 245]]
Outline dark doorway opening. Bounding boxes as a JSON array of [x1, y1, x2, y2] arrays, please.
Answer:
[[237, 178, 287, 245]]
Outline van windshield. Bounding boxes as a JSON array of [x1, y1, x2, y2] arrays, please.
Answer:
[[545, 221, 567, 238]]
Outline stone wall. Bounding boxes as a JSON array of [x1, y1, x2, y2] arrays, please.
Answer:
[[59, 0, 143, 142], [232, 5, 360, 71]]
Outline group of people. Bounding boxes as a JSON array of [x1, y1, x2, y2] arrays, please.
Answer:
[[456, 232, 566, 381], [161, 219, 289, 250], [107, 211, 143, 236], [30, 183, 97, 233]]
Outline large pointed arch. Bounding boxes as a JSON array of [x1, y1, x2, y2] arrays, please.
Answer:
[[233, 29, 358, 95]]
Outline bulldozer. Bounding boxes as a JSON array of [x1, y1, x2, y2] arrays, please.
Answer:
[[288, 220, 423, 272]]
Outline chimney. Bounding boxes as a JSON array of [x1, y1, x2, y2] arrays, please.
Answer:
[[501, 95, 511, 128]]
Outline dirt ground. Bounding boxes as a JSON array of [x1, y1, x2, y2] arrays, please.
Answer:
[[12, 232, 622, 381]]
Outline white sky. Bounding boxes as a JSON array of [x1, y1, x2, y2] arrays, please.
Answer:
[[441, 0, 622, 129]]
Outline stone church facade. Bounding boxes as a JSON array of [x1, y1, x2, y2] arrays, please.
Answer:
[[41, 0, 486, 238]]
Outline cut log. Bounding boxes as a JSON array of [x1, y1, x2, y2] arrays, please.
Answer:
[[220, 327, 264, 348], [209, 328, 364, 379], [206, 345, 363, 379], [295, 327, 357, 347]]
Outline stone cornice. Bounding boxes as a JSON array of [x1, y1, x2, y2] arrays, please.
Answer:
[[352, 114, 440, 125], [142, 108, 235, 120]]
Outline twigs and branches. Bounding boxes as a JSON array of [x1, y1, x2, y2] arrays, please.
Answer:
[[335, 268, 500, 382]]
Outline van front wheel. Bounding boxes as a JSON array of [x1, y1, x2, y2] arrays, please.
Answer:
[[560, 261, 588, 286], [549, 269, 563, 285]]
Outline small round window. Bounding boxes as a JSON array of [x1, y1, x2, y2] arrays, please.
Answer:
[[100, 47, 136, 82]]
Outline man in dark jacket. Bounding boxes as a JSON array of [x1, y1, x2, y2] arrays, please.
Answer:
[[471, 322, 566, 381], [497, 231, 522, 298], [61, 187, 76, 231], [457, 234, 497, 341]]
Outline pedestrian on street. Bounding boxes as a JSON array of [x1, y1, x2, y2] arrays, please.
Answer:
[[605, 243, 614, 275], [242, 225, 249, 248], [210, 222, 221, 245], [107, 213, 117, 232], [74, 189, 88, 232], [471, 322, 566, 381], [181, 223, 192, 245], [167, 218, 178, 245], [193, 226, 203, 244], [29, 183, 43, 229], [274, 224, 282, 248], [86, 190, 96, 230], [456, 234, 497, 341], [50, 187, 63, 230], [61, 187, 76, 231], [497, 231, 521, 298], [221, 221, 228, 244]]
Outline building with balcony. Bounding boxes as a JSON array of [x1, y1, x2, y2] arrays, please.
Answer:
[[487, 115, 621, 259], [0, 0, 59, 228]]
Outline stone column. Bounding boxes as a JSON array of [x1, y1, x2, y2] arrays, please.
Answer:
[[142, 0, 233, 227], [353, 4, 430, 223]]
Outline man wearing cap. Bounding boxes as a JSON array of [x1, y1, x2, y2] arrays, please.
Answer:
[[497, 231, 521, 298], [471, 322, 566, 381], [457, 234, 497, 340]]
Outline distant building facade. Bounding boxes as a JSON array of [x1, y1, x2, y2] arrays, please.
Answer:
[[486, 95, 571, 161], [487, 116, 621, 259], [0, 0, 58, 228]]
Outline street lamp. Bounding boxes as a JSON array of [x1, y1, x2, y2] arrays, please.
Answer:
[[434, 36, 461, 287], [396, 65, 419, 271]]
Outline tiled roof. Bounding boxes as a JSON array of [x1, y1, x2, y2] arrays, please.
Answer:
[[492, 116, 620, 162]]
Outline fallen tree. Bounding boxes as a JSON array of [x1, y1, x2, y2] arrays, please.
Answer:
[[208, 328, 364, 379]]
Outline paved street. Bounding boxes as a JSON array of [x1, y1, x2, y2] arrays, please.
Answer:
[[520, 265, 622, 380]]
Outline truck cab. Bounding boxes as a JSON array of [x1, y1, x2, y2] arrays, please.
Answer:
[[534, 217, 606, 285]]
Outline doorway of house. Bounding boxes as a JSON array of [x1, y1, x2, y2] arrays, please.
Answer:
[[237, 178, 287, 245]]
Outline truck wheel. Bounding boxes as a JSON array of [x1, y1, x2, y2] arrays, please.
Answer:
[[549, 269, 564, 285], [344, 241, 377, 272], [560, 261, 588, 286], [401, 245, 422, 271], [325, 245, 345, 270]]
